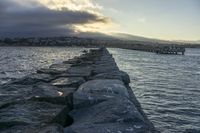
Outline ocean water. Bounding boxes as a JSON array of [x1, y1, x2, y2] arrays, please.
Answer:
[[0, 47, 84, 84], [109, 48, 200, 132], [0, 47, 199, 132]]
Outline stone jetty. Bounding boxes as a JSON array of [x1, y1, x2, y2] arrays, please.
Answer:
[[0, 48, 158, 133]]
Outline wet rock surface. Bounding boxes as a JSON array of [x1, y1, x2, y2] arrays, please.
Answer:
[[1, 124, 64, 133], [51, 77, 85, 87], [91, 70, 130, 84], [65, 98, 149, 133], [8, 73, 55, 85], [77, 79, 129, 97], [0, 101, 65, 127], [184, 129, 200, 133], [0, 47, 157, 133]]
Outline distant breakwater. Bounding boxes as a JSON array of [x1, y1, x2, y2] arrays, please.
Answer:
[[0, 47, 158, 133]]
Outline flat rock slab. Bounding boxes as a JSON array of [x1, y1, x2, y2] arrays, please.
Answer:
[[37, 124, 64, 133], [93, 66, 119, 75], [51, 77, 85, 88], [1, 124, 64, 133], [77, 79, 129, 97], [66, 66, 92, 77], [91, 70, 130, 84], [0, 101, 66, 130], [0, 83, 65, 107], [65, 97, 149, 133], [37, 68, 66, 75], [0, 82, 61, 98], [95, 60, 116, 65], [49, 63, 72, 72], [9, 73, 55, 85], [71, 61, 94, 67], [63, 58, 81, 64]]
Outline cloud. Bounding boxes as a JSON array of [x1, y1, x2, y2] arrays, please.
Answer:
[[0, 0, 109, 37]]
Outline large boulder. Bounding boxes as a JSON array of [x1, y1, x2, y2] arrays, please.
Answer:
[[72, 79, 129, 109], [92, 65, 119, 75], [73, 91, 118, 109], [0, 101, 69, 131], [77, 79, 129, 97], [65, 97, 151, 133], [91, 70, 130, 84], [66, 66, 92, 77], [0, 82, 72, 107]]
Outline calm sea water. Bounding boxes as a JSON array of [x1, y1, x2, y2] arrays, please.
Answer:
[[0, 47, 199, 132], [0, 47, 84, 84], [109, 48, 200, 133]]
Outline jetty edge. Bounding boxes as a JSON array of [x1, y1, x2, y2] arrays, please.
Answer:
[[0, 47, 158, 133]]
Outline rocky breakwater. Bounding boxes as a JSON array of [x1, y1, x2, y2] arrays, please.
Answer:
[[0, 48, 158, 133]]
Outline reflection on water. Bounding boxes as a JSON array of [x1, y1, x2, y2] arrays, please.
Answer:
[[0, 47, 84, 84], [109, 48, 200, 132]]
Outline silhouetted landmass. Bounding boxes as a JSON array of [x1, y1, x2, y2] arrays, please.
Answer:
[[0, 36, 199, 52]]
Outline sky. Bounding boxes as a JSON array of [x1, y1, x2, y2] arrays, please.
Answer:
[[0, 0, 199, 41]]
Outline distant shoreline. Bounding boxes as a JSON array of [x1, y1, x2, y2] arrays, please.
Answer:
[[0, 36, 200, 51]]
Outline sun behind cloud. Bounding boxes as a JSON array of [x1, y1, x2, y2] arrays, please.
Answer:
[[0, 0, 112, 37], [36, 0, 112, 34]]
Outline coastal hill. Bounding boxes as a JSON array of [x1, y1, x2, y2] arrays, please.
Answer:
[[76, 32, 200, 47], [0, 32, 199, 50]]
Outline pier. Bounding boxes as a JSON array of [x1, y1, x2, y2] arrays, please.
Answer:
[[155, 46, 185, 55], [0, 48, 158, 133]]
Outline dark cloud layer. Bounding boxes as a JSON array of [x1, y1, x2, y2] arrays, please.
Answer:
[[0, 0, 108, 37]]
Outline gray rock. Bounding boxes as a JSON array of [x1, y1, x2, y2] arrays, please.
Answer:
[[77, 79, 129, 97], [56, 87, 77, 96], [31, 82, 62, 98], [184, 129, 200, 133], [51, 77, 85, 88], [37, 124, 64, 133], [63, 58, 81, 65], [92, 73, 123, 81], [73, 91, 116, 109], [93, 63, 118, 69], [0, 83, 61, 99], [1, 123, 64, 133], [29, 83, 73, 106], [93, 65, 119, 75], [95, 60, 116, 65], [9, 73, 55, 85], [0, 82, 71, 107], [37, 68, 65, 75], [91, 70, 130, 84], [66, 66, 92, 77], [72, 79, 130, 109], [65, 97, 150, 133], [0, 101, 66, 130], [0, 84, 33, 107], [118, 70, 131, 84], [49, 63, 72, 72], [71, 61, 94, 67]]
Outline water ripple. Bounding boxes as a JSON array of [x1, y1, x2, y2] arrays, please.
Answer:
[[109, 48, 200, 132]]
